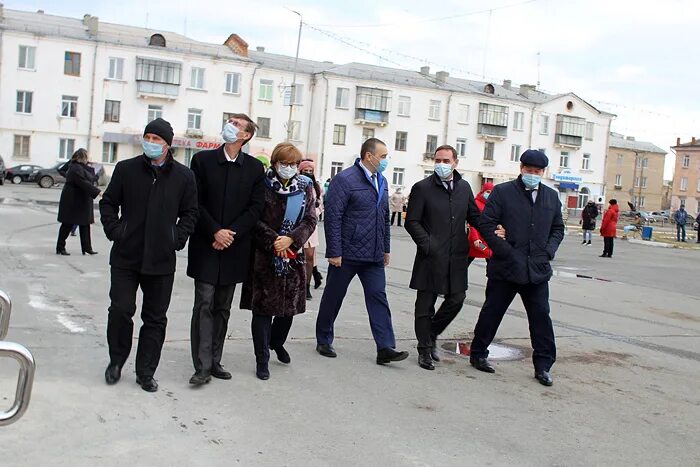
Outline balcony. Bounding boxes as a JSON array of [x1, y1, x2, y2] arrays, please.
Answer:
[[477, 103, 508, 139], [355, 86, 391, 126], [135, 57, 182, 99], [555, 114, 585, 148], [355, 109, 389, 126], [477, 123, 507, 138]]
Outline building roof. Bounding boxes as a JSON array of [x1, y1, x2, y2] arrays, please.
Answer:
[[609, 133, 666, 154]]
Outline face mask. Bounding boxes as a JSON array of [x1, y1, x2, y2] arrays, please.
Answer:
[[277, 164, 298, 180], [142, 141, 165, 159], [483, 192, 490, 200], [377, 159, 388, 173], [221, 123, 240, 143], [522, 173, 542, 189], [434, 163, 454, 180]]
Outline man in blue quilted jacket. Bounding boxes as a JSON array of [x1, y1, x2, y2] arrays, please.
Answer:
[[315, 138, 409, 365]]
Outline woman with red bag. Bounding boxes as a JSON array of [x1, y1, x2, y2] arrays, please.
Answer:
[[467, 182, 494, 265]]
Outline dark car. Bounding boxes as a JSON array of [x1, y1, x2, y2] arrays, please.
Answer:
[[0, 155, 5, 185], [36, 161, 106, 188], [5, 164, 43, 184]]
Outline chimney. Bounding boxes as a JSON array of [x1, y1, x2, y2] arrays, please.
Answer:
[[83, 14, 99, 36], [519, 84, 536, 97], [37, 9, 44, 14], [693, 136, 697, 145], [255, 46, 265, 52], [503, 79, 512, 90], [420, 66, 430, 76], [436, 71, 449, 83], [626, 136, 635, 141], [676, 137, 681, 146], [224, 34, 249, 57]]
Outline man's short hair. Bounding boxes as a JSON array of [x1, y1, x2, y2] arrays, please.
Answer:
[[360, 138, 386, 159], [609, 199, 617, 205], [434, 145, 457, 160], [229, 113, 258, 138]]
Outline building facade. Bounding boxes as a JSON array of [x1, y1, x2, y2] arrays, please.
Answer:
[[670, 137, 700, 215]]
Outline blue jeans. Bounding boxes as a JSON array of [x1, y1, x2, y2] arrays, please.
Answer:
[[677, 224, 686, 241], [582, 229, 593, 242]]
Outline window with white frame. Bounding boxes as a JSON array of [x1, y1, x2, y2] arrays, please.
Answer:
[[108, 57, 124, 80], [147, 104, 162, 123], [336, 88, 349, 109], [680, 177, 688, 191], [256, 117, 271, 138], [510, 144, 521, 162], [289, 120, 301, 141], [59, 138, 75, 159], [456, 138, 467, 158], [61, 95, 78, 117], [641, 176, 647, 188], [513, 111, 524, 131], [582, 153, 591, 170], [426, 135, 438, 154], [682, 155, 690, 168], [104, 100, 120, 122], [632, 195, 646, 208], [13, 135, 30, 159], [64, 51, 81, 76], [225, 72, 241, 94], [634, 176, 640, 187], [615, 174, 622, 186], [392, 168, 405, 186], [642, 157, 648, 168], [258, 79, 273, 101], [483, 142, 495, 161], [398, 96, 411, 116], [284, 84, 304, 106], [187, 108, 202, 130], [577, 187, 590, 209], [585, 121, 594, 140], [16, 91, 32, 113], [457, 104, 469, 124], [19, 45, 36, 70], [540, 114, 549, 135], [330, 162, 344, 178], [559, 151, 569, 168], [395, 131, 407, 151], [102, 142, 118, 164], [428, 100, 441, 120], [362, 127, 375, 142], [189, 67, 205, 89], [333, 125, 346, 145]]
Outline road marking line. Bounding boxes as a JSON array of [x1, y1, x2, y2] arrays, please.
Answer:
[[56, 313, 85, 333]]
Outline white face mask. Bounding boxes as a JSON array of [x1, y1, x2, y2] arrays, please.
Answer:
[[276, 163, 298, 180], [434, 163, 454, 180], [221, 122, 240, 143]]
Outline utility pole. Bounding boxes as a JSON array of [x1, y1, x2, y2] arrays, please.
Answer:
[[286, 10, 303, 142], [638, 151, 645, 210]]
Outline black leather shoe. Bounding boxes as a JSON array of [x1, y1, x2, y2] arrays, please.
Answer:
[[272, 346, 291, 364], [256, 362, 270, 380], [136, 375, 158, 392], [418, 353, 434, 370], [211, 363, 232, 380], [104, 363, 121, 385], [430, 347, 441, 362], [535, 370, 553, 386], [312, 267, 323, 289], [82, 250, 98, 255], [316, 344, 337, 358], [376, 348, 409, 365], [189, 370, 211, 385], [306, 285, 312, 300], [599, 254, 609, 258], [56, 249, 70, 256], [470, 357, 495, 373]]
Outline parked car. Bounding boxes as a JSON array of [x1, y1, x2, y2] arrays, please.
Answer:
[[0, 155, 5, 185], [5, 164, 43, 184], [649, 211, 669, 222], [36, 161, 105, 188]]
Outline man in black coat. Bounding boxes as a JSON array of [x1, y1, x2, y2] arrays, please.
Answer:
[[187, 114, 265, 385], [99, 118, 198, 392], [405, 145, 482, 371], [469, 149, 565, 386]]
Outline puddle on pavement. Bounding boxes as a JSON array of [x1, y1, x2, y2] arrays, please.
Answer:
[[440, 341, 526, 361]]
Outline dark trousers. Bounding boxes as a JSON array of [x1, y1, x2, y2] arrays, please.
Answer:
[[190, 281, 236, 372], [603, 237, 614, 257], [316, 260, 396, 350], [414, 290, 466, 353], [470, 279, 556, 372], [106, 267, 174, 377], [57, 223, 92, 253], [677, 224, 686, 241], [390, 211, 403, 226], [251, 314, 293, 363]]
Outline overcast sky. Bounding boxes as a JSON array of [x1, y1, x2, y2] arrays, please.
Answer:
[[10, 0, 700, 178]]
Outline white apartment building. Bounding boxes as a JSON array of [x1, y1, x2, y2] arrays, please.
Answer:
[[0, 7, 614, 209]]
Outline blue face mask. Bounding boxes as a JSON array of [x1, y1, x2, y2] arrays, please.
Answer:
[[522, 173, 542, 189], [377, 158, 388, 173], [434, 163, 454, 180], [221, 122, 240, 143], [142, 141, 165, 159]]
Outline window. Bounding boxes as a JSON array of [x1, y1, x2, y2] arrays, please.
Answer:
[[456, 138, 467, 158], [16, 91, 32, 113], [641, 176, 647, 188], [102, 142, 118, 164], [356, 86, 391, 112], [483, 142, 495, 161], [510, 144, 521, 162], [13, 135, 30, 159], [540, 114, 549, 135], [642, 158, 649, 168], [256, 117, 271, 138], [284, 84, 304, 106], [682, 155, 690, 168], [59, 138, 75, 160], [615, 174, 622, 187], [259, 79, 273, 101], [680, 177, 688, 191], [395, 131, 407, 151], [64, 51, 81, 76], [184, 148, 194, 168], [336, 88, 349, 109], [19, 46, 36, 70], [428, 100, 441, 120], [225, 72, 241, 94], [634, 176, 640, 188], [108, 57, 124, 80], [330, 162, 344, 178], [397, 96, 411, 116], [135, 57, 182, 96], [513, 111, 524, 130], [577, 187, 590, 209], [149, 34, 166, 47], [333, 125, 346, 145], [582, 153, 591, 170], [147, 105, 163, 123], [478, 103, 509, 136], [457, 104, 469, 124], [190, 67, 205, 89], [392, 168, 405, 186], [585, 121, 594, 140], [617, 154, 624, 164], [632, 195, 646, 208], [289, 120, 301, 141], [104, 100, 120, 122], [61, 95, 78, 118], [187, 108, 202, 130], [559, 151, 569, 168], [362, 128, 375, 142], [426, 135, 438, 155]]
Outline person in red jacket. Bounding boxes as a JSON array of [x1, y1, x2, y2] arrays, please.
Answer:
[[599, 199, 619, 258], [467, 182, 494, 265]]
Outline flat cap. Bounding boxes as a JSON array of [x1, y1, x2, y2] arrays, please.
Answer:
[[520, 149, 549, 168]]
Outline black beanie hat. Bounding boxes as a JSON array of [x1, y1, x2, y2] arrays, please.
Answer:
[[143, 118, 174, 146]]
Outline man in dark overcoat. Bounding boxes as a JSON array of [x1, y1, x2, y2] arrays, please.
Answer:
[[405, 145, 482, 370], [469, 149, 565, 386], [186, 113, 265, 385]]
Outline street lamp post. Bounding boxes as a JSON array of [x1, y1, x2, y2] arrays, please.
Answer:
[[286, 10, 303, 142]]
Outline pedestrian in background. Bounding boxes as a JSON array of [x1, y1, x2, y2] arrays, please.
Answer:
[[390, 188, 405, 227], [580, 200, 598, 245], [467, 182, 495, 265], [241, 143, 317, 380], [696, 209, 700, 243], [299, 159, 324, 299], [674, 205, 688, 242], [600, 199, 619, 258], [56, 148, 101, 256]]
